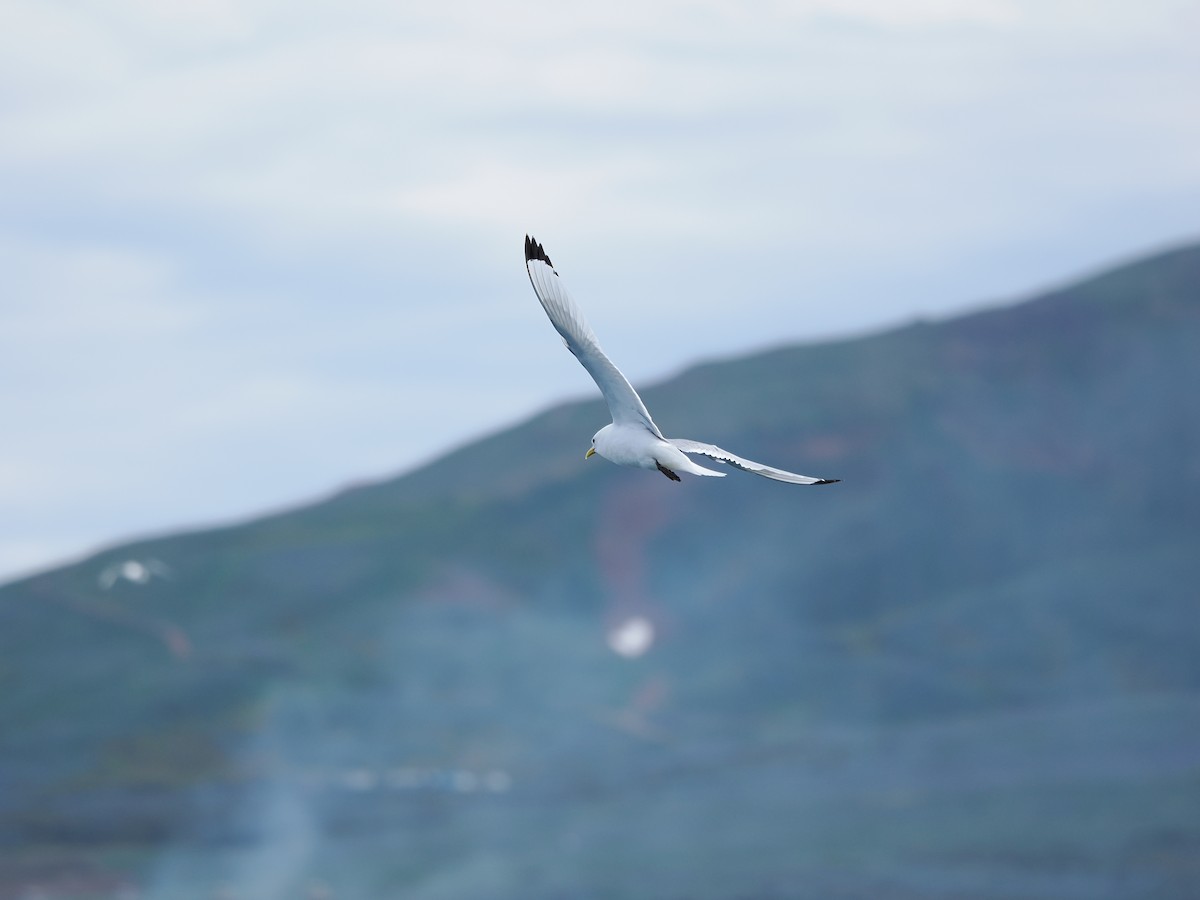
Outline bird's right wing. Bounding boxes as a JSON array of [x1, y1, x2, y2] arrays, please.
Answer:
[[525, 235, 663, 437], [670, 439, 840, 485]]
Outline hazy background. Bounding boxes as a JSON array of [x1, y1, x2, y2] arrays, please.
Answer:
[[4, 0, 1200, 582], [3, 4, 1200, 898]]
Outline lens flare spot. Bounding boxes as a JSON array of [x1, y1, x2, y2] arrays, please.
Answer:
[[607, 616, 654, 658]]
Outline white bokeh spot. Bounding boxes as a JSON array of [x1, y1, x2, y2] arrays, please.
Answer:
[[607, 616, 655, 658]]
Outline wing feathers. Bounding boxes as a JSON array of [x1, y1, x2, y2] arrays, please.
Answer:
[[525, 236, 662, 438], [524, 234, 553, 267], [670, 439, 839, 485]]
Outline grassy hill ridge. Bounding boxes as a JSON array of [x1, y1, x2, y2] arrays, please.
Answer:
[[1, 241, 1198, 898]]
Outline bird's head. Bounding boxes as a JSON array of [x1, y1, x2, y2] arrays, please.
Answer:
[[586, 425, 611, 459]]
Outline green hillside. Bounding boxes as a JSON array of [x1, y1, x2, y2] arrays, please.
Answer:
[[2, 243, 1199, 899]]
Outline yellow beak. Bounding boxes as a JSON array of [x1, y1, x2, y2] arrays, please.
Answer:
[[585, 447, 596, 459]]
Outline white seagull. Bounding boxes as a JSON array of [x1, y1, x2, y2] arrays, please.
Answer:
[[524, 235, 840, 485]]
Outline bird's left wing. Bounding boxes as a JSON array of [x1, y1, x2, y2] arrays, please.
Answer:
[[670, 439, 840, 485], [525, 235, 663, 437]]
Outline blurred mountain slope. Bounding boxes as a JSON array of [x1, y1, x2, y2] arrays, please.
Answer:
[[1, 241, 1198, 898]]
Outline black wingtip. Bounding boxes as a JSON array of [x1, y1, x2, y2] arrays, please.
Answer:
[[525, 234, 553, 268], [815, 478, 841, 485]]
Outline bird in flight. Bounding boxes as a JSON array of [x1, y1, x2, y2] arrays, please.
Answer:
[[524, 235, 840, 485]]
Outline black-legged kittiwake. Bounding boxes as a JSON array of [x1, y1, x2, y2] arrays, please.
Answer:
[[524, 235, 840, 485]]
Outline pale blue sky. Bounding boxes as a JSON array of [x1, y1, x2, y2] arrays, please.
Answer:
[[3, 0, 1199, 581]]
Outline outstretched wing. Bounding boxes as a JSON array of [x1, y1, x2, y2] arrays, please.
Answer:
[[669, 439, 840, 485], [525, 235, 662, 437]]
